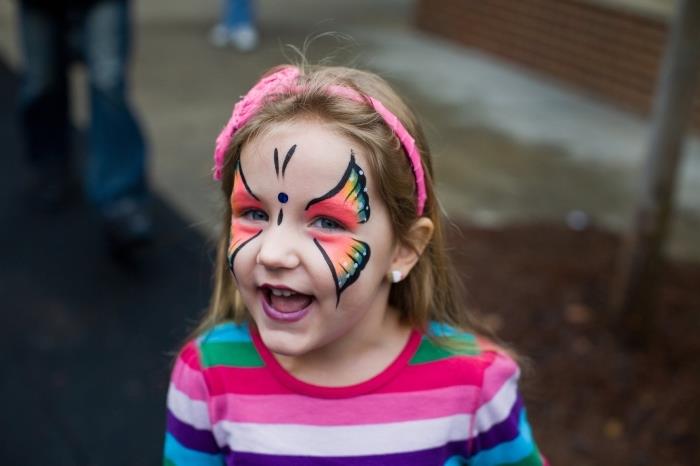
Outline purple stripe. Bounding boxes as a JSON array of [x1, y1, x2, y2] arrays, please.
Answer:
[[471, 394, 523, 453], [167, 409, 220, 454], [222, 441, 468, 465]]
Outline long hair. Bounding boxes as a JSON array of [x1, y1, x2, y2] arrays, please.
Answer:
[[193, 64, 495, 343]]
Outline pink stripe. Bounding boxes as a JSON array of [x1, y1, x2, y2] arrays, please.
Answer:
[[209, 384, 480, 425], [178, 341, 202, 371], [171, 356, 209, 401], [380, 358, 485, 393], [479, 351, 518, 405], [206, 366, 285, 396], [204, 356, 486, 397]]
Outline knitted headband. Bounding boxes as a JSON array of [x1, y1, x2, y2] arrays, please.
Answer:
[[213, 66, 427, 215]]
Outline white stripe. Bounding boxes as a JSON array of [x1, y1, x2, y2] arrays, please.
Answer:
[[214, 414, 473, 456], [473, 372, 519, 434], [167, 383, 212, 430]]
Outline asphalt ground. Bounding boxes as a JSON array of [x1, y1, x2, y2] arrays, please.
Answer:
[[0, 59, 211, 465]]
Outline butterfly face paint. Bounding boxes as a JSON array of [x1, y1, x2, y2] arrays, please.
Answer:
[[306, 152, 372, 305], [228, 161, 263, 277]]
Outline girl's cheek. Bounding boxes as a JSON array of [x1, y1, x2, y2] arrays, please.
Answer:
[[229, 219, 262, 256], [312, 233, 371, 292]]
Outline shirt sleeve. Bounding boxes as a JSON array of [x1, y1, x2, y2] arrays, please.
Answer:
[[163, 340, 225, 466], [468, 350, 547, 466]]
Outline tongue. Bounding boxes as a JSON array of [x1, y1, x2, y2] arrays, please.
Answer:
[[270, 293, 313, 312]]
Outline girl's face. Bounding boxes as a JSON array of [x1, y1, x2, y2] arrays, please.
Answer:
[[228, 119, 399, 360]]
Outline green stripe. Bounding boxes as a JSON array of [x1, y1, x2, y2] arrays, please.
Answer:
[[163, 458, 176, 466], [409, 336, 480, 364], [200, 341, 264, 368]]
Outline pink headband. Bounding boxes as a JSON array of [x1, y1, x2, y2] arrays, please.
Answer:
[[213, 66, 427, 215]]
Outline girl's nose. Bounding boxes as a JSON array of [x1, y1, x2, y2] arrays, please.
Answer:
[[255, 227, 301, 270]]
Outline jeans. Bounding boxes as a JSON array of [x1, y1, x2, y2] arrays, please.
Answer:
[[18, 0, 147, 208], [222, 0, 254, 28]]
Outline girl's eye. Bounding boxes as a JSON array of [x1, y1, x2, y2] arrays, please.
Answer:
[[242, 209, 268, 222], [311, 217, 345, 231]]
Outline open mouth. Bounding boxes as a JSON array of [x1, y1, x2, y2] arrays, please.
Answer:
[[260, 285, 314, 322]]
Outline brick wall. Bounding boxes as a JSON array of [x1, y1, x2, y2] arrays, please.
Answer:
[[416, 0, 700, 131]]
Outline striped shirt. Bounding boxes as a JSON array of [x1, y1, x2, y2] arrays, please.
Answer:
[[164, 321, 547, 465]]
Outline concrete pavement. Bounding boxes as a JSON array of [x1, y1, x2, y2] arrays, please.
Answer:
[[1, 0, 698, 259]]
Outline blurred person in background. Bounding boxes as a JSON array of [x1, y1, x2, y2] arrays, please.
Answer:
[[17, 0, 152, 252], [209, 0, 258, 52]]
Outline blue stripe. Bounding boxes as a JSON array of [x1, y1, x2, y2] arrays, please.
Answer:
[[470, 410, 536, 466], [199, 322, 252, 344], [428, 322, 477, 342], [429, 321, 460, 337], [443, 455, 468, 465], [164, 433, 225, 466]]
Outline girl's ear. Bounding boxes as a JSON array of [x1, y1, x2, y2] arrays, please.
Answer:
[[389, 217, 434, 279]]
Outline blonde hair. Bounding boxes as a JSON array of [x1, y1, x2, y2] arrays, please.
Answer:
[[193, 64, 495, 342]]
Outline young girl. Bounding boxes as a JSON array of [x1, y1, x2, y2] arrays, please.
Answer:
[[163, 64, 547, 465]]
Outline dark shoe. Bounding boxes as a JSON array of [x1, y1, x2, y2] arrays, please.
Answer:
[[100, 198, 153, 255]]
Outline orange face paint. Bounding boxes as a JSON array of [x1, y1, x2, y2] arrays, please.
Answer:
[[305, 151, 370, 226], [228, 162, 263, 276], [312, 236, 370, 306], [305, 201, 359, 232]]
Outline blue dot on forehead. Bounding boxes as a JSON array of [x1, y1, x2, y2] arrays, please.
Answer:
[[278, 192, 289, 204]]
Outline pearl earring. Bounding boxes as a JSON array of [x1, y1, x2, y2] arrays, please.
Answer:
[[390, 270, 403, 283]]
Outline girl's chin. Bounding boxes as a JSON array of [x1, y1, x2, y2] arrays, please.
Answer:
[[257, 326, 315, 357]]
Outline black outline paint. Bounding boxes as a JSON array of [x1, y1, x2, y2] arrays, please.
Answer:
[[313, 237, 371, 307], [274, 148, 280, 177], [228, 230, 262, 279], [277, 209, 283, 226], [237, 160, 259, 200], [281, 144, 297, 177], [304, 151, 370, 223]]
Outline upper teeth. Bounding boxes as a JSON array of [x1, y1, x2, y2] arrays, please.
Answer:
[[271, 289, 295, 297]]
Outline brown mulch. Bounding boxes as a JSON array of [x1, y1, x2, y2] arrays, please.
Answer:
[[450, 223, 700, 466]]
